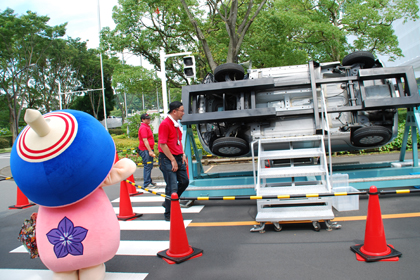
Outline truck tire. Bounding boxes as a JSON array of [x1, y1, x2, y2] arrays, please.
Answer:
[[351, 126, 392, 147], [342, 51, 375, 68], [211, 137, 249, 157], [214, 63, 245, 82]]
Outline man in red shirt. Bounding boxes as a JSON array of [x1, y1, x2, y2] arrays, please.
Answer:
[[158, 101, 190, 221], [138, 113, 156, 188]]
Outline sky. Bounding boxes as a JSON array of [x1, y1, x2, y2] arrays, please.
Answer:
[[1, 0, 144, 66]]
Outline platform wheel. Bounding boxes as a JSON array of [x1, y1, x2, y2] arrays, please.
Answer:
[[273, 222, 282, 232], [325, 220, 333, 232], [250, 222, 266, 233], [312, 221, 321, 232]]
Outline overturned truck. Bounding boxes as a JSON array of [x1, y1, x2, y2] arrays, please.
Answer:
[[182, 51, 420, 157]]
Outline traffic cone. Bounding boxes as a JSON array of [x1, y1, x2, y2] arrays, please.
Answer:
[[127, 174, 142, 196], [350, 185, 402, 262], [9, 186, 35, 209], [117, 180, 143, 221], [157, 193, 203, 264]]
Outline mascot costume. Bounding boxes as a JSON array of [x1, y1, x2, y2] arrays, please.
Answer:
[[10, 109, 136, 280]]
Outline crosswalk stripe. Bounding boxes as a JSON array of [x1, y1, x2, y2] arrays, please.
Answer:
[[113, 205, 204, 214], [12, 241, 170, 257], [117, 240, 169, 255], [5, 189, 199, 276], [112, 196, 164, 203], [0, 269, 148, 280], [119, 219, 192, 230]]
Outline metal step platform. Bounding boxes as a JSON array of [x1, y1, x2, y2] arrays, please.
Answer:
[[253, 135, 334, 228]]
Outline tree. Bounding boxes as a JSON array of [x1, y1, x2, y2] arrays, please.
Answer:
[[0, 8, 65, 141], [102, 0, 267, 85], [27, 38, 86, 113], [112, 63, 160, 123], [180, 0, 267, 69], [70, 51, 116, 120], [244, 0, 419, 66]]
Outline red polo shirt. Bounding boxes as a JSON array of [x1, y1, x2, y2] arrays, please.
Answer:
[[158, 117, 184, 155], [138, 123, 155, 151]]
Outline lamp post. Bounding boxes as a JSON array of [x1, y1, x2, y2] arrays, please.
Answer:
[[58, 82, 64, 110], [159, 48, 192, 117], [97, 0, 108, 131]]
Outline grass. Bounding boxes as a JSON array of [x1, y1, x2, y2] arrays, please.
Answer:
[[0, 147, 12, 153]]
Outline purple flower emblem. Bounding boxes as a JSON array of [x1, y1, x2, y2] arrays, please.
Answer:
[[46, 217, 88, 258]]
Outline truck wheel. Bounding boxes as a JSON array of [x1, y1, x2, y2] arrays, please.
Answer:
[[342, 51, 375, 68], [211, 137, 249, 157], [214, 63, 245, 82], [351, 126, 392, 147]]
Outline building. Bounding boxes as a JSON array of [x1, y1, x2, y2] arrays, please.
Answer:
[[377, 2, 420, 81]]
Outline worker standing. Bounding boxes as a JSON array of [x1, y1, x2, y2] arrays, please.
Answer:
[[138, 113, 157, 188]]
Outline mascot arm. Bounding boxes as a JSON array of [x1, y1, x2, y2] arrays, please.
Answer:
[[102, 158, 136, 187]]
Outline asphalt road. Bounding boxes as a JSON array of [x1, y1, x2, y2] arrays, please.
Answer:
[[1, 152, 420, 280]]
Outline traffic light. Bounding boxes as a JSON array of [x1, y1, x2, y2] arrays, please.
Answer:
[[183, 56, 196, 78]]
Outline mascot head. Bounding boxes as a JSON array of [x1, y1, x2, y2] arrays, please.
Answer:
[[10, 109, 115, 207]]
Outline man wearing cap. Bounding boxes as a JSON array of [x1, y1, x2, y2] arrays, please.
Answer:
[[158, 101, 191, 221], [138, 113, 156, 188]]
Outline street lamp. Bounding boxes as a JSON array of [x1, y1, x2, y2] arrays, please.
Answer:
[[57, 82, 65, 110], [97, 0, 108, 131]]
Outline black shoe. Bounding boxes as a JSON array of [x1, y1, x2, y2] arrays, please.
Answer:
[[164, 216, 170, 222]]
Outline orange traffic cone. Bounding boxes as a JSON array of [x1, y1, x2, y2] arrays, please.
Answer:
[[350, 185, 401, 262], [157, 193, 203, 264], [9, 186, 35, 209], [127, 174, 142, 196], [117, 180, 143, 221]]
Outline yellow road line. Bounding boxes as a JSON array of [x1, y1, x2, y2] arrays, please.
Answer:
[[188, 212, 420, 227], [204, 165, 214, 174]]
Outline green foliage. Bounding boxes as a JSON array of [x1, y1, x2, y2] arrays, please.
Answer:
[[101, 0, 195, 86], [110, 108, 123, 117], [245, 0, 419, 64], [112, 64, 162, 118], [125, 113, 142, 138], [103, 0, 418, 79], [0, 127, 10, 135], [0, 95, 9, 128], [0, 137, 11, 148], [114, 136, 152, 164], [0, 9, 67, 140], [109, 128, 125, 135]]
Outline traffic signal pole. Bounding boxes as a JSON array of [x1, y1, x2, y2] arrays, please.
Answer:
[[159, 48, 192, 117]]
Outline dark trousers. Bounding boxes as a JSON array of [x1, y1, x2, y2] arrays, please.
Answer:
[[158, 153, 189, 219], [138, 150, 154, 187]]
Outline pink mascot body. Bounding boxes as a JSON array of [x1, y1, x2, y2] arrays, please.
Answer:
[[10, 109, 136, 280]]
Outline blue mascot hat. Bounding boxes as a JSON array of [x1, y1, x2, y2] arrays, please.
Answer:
[[10, 109, 116, 207]]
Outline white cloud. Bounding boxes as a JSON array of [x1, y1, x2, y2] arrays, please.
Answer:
[[2, 0, 117, 49]]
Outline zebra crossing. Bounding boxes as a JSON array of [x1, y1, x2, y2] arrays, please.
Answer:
[[5, 184, 204, 279]]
